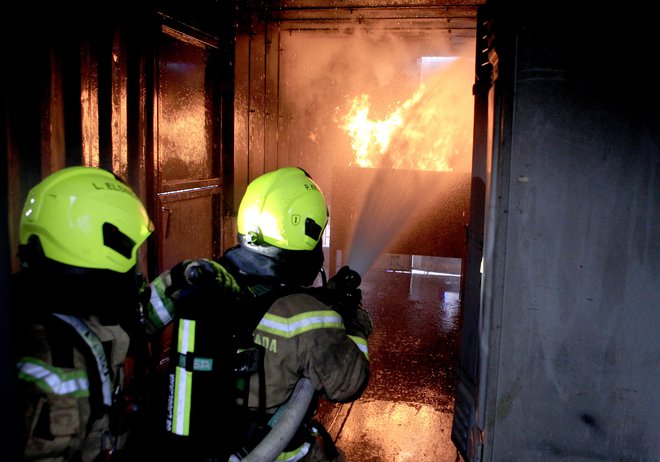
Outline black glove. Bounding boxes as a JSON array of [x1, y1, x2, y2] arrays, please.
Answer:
[[343, 306, 373, 339], [325, 266, 372, 338], [325, 266, 362, 310], [171, 259, 240, 305], [168, 259, 236, 296]]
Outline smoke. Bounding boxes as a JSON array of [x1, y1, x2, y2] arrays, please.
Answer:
[[283, 28, 426, 114], [278, 27, 475, 275]]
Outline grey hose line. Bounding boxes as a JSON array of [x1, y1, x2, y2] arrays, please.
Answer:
[[241, 378, 315, 462]]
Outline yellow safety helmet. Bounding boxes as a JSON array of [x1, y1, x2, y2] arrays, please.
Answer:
[[237, 167, 328, 252], [19, 166, 154, 273]]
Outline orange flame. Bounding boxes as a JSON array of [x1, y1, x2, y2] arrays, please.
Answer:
[[340, 57, 474, 172]]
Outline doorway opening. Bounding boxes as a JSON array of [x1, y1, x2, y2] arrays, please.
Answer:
[[265, 21, 476, 461]]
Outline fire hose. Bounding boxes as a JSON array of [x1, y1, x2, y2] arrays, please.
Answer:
[[238, 266, 360, 461], [241, 377, 315, 462]]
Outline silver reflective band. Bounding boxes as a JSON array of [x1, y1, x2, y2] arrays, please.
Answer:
[[348, 334, 369, 360], [149, 277, 175, 327], [18, 358, 89, 397], [258, 310, 344, 338]]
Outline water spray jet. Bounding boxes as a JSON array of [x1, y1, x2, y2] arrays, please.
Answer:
[[346, 168, 459, 276]]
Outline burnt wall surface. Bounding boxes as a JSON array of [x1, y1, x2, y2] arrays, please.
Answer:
[[478, 2, 660, 461]]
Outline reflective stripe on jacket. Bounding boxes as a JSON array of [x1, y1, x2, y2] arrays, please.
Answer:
[[18, 357, 89, 397], [248, 291, 370, 411], [16, 314, 129, 462]]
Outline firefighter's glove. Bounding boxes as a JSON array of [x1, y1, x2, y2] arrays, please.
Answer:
[[145, 259, 240, 333], [326, 266, 362, 312], [169, 259, 240, 299], [343, 306, 373, 339], [169, 259, 241, 310]]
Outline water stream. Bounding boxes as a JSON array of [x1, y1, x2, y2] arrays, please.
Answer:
[[347, 168, 460, 275]]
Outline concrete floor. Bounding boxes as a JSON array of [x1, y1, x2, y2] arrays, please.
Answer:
[[317, 257, 464, 462]]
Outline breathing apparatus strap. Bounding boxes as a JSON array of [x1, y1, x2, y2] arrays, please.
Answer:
[[233, 281, 275, 415], [52, 313, 113, 407]]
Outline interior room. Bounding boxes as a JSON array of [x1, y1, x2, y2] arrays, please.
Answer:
[[3, 2, 659, 461]]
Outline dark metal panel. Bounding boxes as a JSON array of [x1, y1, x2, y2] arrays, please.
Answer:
[[266, 3, 481, 38], [451, 4, 496, 459], [331, 167, 470, 270], [234, 33, 252, 212], [248, 20, 268, 181], [264, 22, 281, 174], [258, 0, 485, 11], [158, 192, 215, 270], [473, 2, 660, 461]]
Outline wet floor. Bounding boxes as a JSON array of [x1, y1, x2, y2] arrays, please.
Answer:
[[317, 256, 464, 462]]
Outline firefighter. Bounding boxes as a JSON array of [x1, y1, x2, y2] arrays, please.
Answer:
[[149, 167, 372, 461], [12, 166, 154, 461]]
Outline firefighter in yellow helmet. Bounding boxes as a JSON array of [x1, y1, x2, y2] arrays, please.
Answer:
[[147, 167, 372, 461], [12, 166, 154, 461], [227, 167, 372, 462]]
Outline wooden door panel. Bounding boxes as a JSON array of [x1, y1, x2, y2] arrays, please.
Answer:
[[155, 22, 222, 274], [158, 182, 219, 271]]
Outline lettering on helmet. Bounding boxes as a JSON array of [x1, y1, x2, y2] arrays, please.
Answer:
[[253, 334, 277, 353], [92, 181, 131, 194], [303, 183, 318, 192]]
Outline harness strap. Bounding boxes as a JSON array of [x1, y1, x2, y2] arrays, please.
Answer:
[[52, 313, 112, 407]]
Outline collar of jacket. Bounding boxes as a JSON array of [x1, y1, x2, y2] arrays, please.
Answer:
[[222, 243, 322, 287]]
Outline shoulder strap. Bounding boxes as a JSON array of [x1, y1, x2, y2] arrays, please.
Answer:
[[52, 314, 113, 407], [47, 314, 112, 423], [221, 271, 299, 414]]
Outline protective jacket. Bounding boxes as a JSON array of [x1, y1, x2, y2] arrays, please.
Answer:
[[249, 291, 370, 409], [16, 313, 131, 462], [246, 290, 370, 461], [223, 246, 372, 462], [11, 263, 154, 462]]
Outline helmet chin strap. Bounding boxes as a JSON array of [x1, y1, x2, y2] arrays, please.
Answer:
[[319, 266, 328, 287], [245, 230, 261, 246], [17, 235, 46, 270], [238, 233, 285, 259]]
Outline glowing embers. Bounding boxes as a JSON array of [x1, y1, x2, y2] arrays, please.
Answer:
[[339, 55, 474, 173]]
